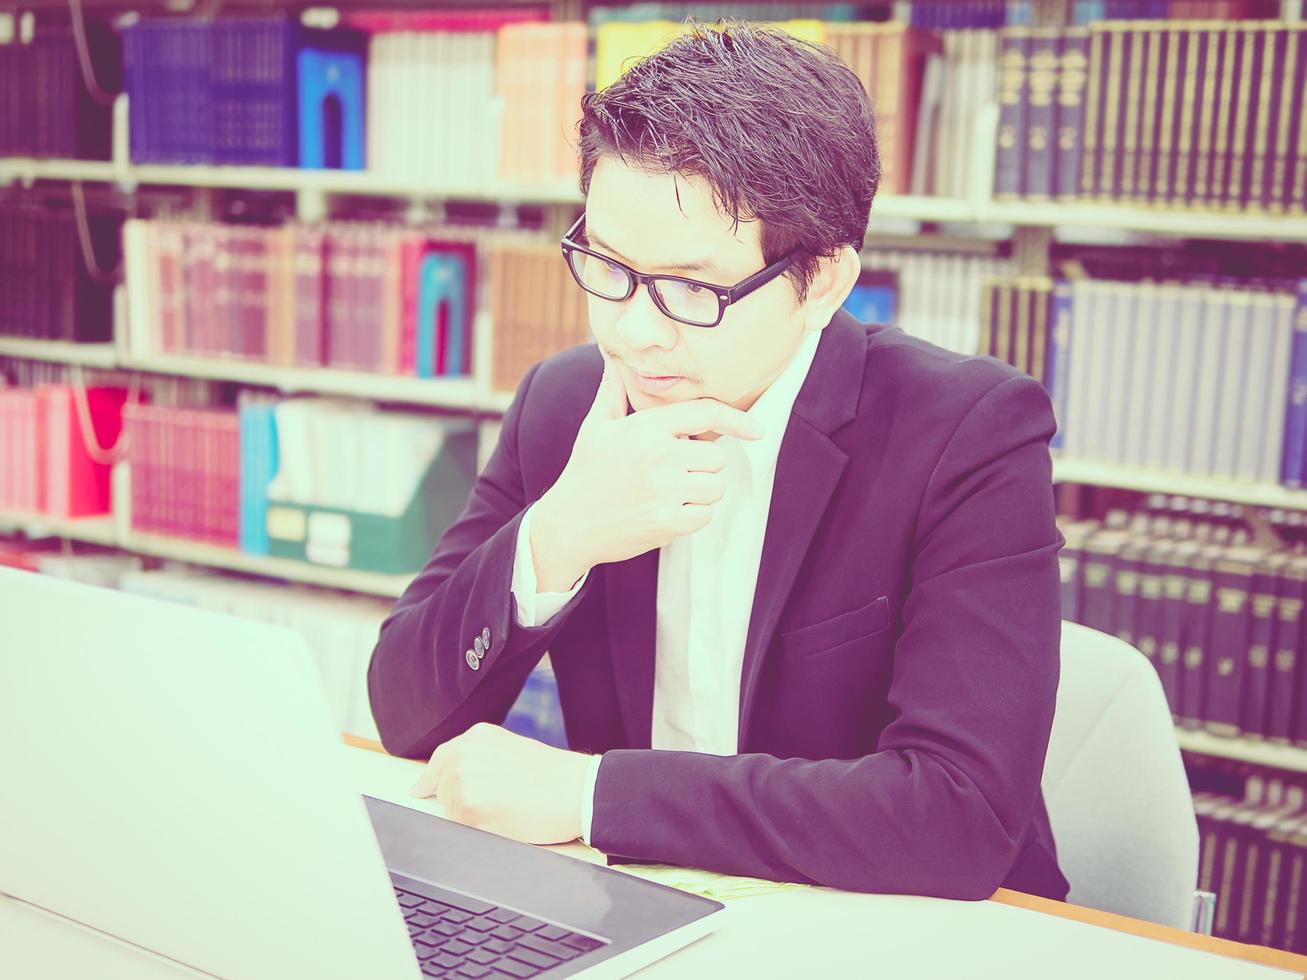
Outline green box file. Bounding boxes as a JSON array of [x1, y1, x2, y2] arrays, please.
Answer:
[[264, 427, 478, 575]]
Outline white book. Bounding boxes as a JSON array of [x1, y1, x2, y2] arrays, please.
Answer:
[[1235, 293, 1277, 482], [1259, 293, 1296, 483], [910, 51, 944, 196], [1188, 287, 1227, 477], [1079, 281, 1111, 460], [366, 35, 385, 174], [1122, 281, 1156, 468], [1212, 290, 1251, 480], [122, 219, 152, 360], [1164, 285, 1203, 473], [935, 32, 959, 198], [1142, 282, 1180, 469], [1063, 278, 1097, 459], [1102, 281, 1136, 465]]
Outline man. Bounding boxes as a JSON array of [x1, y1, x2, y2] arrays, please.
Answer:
[[369, 21, 1070, 902]]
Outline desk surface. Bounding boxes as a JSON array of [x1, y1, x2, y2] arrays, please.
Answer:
[[344, 734, 1307, 979]]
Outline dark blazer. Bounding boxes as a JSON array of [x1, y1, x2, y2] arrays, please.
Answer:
[[368, 308, 1070, 903]]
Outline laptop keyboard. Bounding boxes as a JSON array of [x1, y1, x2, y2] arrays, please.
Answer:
[[391, 874, 608, 979]]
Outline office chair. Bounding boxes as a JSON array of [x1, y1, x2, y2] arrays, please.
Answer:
[[1041, 621, 1203, 932]]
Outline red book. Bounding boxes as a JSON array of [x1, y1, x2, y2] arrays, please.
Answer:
[[39, 385, 128, 519], [399, 236, 423, 375], [294, 226, 326, 367]]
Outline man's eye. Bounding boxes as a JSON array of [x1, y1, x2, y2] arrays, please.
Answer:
[[683, 282, 707, 295]]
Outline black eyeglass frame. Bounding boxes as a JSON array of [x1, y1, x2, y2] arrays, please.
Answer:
[[559, 214, 800, 329]]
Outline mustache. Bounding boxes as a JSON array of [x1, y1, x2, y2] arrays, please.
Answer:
[[603, 350, 693, 381]]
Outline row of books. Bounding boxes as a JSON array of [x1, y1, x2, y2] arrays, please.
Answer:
[[0, 20, 119, 159], [908, 0, 1282, 28], [1194, 777, 1307, 952], [979, 276, 1305, 488], [0, 204, 117, 343], [994, 22, 1307, 212], [1061, 509, 1307, 742], [120, 219, 480, 377], [858, 248, 1012, 355], [0, 383, 125, 518], [122, 395, 477, 575], [124, 17, 367, 168]]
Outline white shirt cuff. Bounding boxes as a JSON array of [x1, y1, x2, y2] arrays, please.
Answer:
[[512, 502, 588, 628], [579, 754, 603, 845]]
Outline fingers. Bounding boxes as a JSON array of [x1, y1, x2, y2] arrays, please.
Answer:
[[410, 742, 449, 799], [670, 438, 729, 473], [651, 398, 763, 441], [678, 471, 728, 506], [587, 352, 629, 423]]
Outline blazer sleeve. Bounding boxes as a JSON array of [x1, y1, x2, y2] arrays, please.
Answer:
[[367, 361, 595, 760], [588, 374, 1064, 900]]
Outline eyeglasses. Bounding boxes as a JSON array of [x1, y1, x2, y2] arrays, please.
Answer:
[[559, 214, 799, 329]]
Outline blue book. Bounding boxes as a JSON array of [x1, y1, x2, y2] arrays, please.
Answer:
[[239, 402, 280, 556], [1281, 280, 1307, 488], [416, 255, 469, 379], [1047, 281, 1073, 454], [213, 17, 299, 167], [297, 39, 367, 170], [843, 282, 898, 326]]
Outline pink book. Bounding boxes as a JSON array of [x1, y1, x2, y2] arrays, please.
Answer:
[[343, 8, 547, 33]]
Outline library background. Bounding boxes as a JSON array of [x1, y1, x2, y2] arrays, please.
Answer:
[[1, 0, 1305, 955]]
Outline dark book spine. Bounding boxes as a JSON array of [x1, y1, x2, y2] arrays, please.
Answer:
[[1118, 25, 1145, 204], [1267, 564, 1303, 744], [1024, 29, 1059, 200], [1152, 27, 1181, 206], [1054, 29, 1089, 201], [1213, 806, 1244, 939], [1238, 24, 1271, 212], [1079, 26, 1107, 200], [1225, 25, 1255, 211], [1210, 23, 1241, 210], [1277, 826, 1307, 953], [1192, 27, 1226, 210], [1240, 564, 1281, 740], [1251, 26, 1285, 214], [1112, 543, 1143, 651], [1172, 27, 1202, 209], [1157, 548, 1190, 716], [1282, 26, 1307, 216], [1097, 25, 1125, 201], [1267, 26, 1295, 215], [1205, 557, 1254, 737], [1178, 549, 1216, 730], [1059, 536, 1086, 623], [995, 29, 1032, 200], [1080, 536, 1123, 635], [1134, 544, 1168, 678]]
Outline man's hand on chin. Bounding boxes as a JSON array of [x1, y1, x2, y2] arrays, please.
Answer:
[[409, 723, 593, 846]]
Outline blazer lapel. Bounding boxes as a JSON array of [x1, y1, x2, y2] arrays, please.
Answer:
[[736, 311, 868, 746], [604, 545, 659, 748]]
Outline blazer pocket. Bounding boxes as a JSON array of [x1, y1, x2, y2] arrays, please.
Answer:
[[779, 595, 891, 663]]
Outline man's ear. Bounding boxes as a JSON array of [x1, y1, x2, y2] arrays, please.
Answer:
[[800, 245, 862, 331]]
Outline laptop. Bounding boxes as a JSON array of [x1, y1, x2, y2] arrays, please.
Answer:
[[0, 567, 724, 979]]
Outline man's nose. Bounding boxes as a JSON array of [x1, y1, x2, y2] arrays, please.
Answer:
[[614, 282, 680, 351]]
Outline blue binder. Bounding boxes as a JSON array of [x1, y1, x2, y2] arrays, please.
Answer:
[[416, 255, 469, 379], [239, 401, 280, 556], [297, 45, 365, 171]]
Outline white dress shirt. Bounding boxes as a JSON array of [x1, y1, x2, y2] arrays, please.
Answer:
[[510, 327, 823, 843]]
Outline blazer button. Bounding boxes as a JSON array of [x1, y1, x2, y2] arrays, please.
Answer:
[[465, 650, 480, 671], [474, 636, 485, 658], [482, 626, 492, 651]]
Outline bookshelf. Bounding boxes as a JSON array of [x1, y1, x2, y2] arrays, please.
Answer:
[[1176, 730, 1307, 776], [0, 338, 118, 369], [6, 155, 1307, 243], [0, 509, 118, 547], [1052, 459, 1307, 511], [119, 530, 415, 598]]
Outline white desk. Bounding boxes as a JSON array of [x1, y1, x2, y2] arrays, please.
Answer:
[[4, 743, 1305, 980]]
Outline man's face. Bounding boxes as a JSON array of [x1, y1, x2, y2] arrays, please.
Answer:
[[581, 156, 814, 417]]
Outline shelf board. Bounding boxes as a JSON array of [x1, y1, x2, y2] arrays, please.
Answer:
[[984, 199, 1307, 242], [0, 510, 118, 546], [1052, 458, 1307, 511], [119, 353, 504, 413], [10, 157, 1307, 240], [120, 531, 415, 598], [1177, 729, 1307, 773], [0, 338, 119, 368]]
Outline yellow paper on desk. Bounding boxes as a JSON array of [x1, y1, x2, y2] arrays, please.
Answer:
[[611, 863, 808, 902]]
